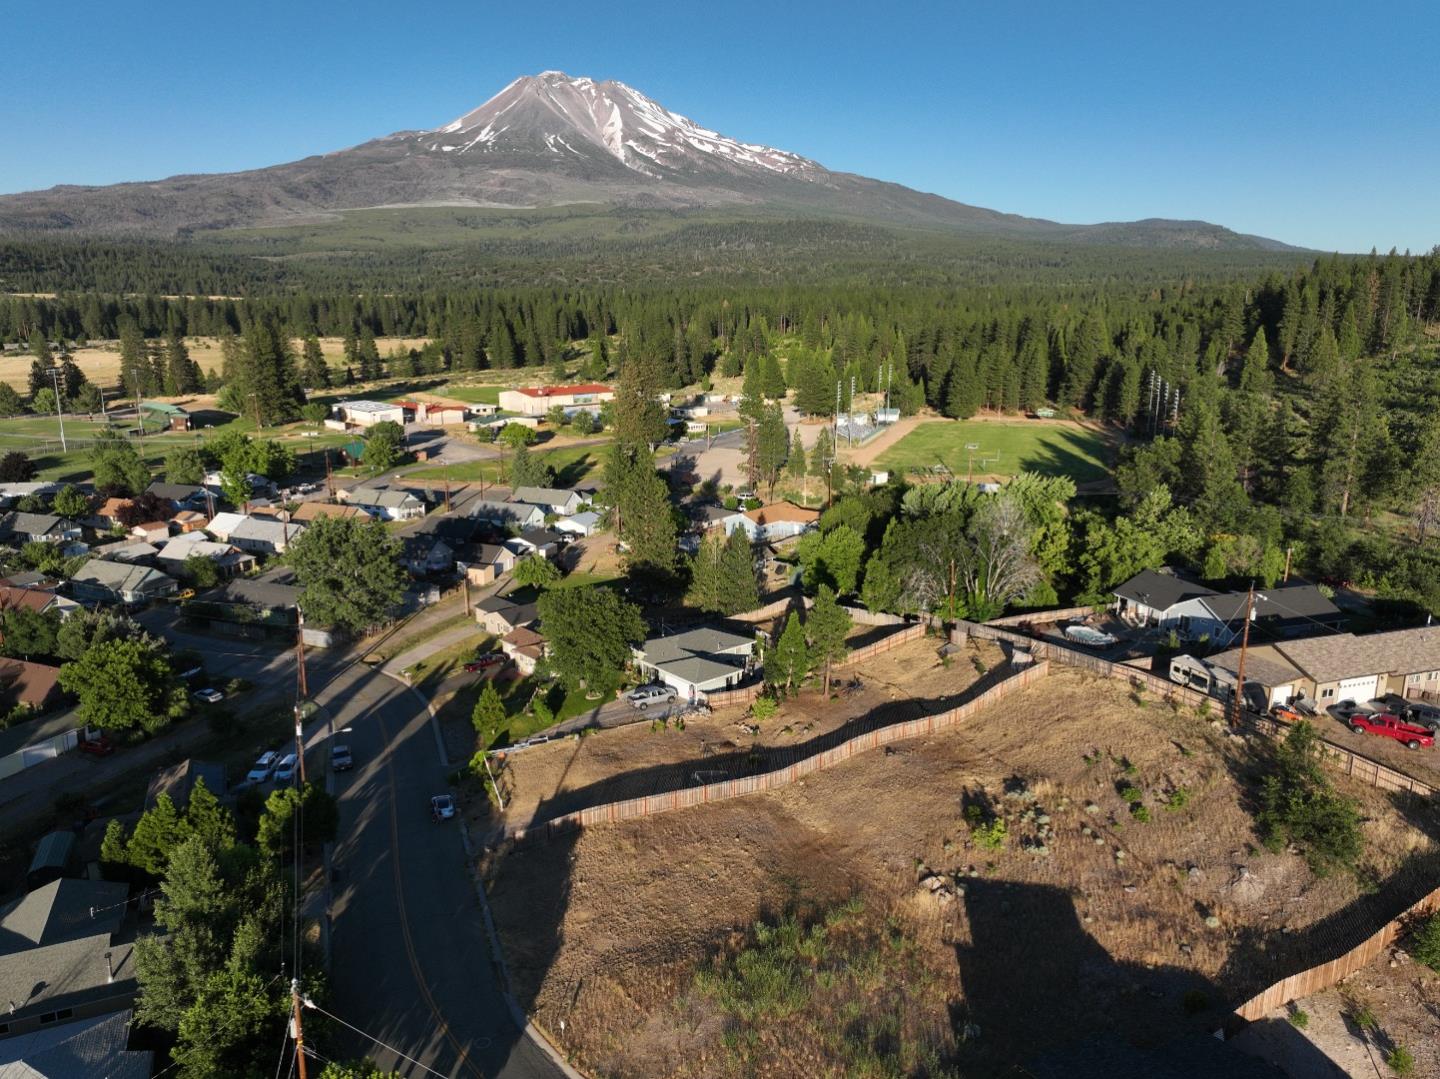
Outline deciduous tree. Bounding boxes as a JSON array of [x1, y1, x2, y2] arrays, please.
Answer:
[[536, 586, 646, 693], [58, 636, 187, 735], [290, 517, 406, 634]]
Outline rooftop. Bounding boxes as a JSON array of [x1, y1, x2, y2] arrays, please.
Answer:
[[743, 502, 821, 526], [0, 1008, 152, 1078], [290, 502, 371, 522], [70, 560, 171, 590], [1112, 568, 1216, 611], [510, 383, 612, 398], [642, 625, 754, 666], [341, 399, 402, 414]]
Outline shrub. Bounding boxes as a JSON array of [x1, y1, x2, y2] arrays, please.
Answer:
[[1165, 788, 1191, 812], [1131, 805, 1151, 823], [965, 805, 1008, 851], [1386, 1046, 1414, 1075], [1412, 912, 1440, 971], [1351, 1004, 1377, 1031], [1258, 722, 1364, 876], [749, 695, 778, 721], [1120, 785, 1143, 804], [1288, 1008, 1309, 1029]]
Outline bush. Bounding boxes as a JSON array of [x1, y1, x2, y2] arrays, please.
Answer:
[[1120, 785, 1143, 804], [1288, 1008, 1309, 1029], [965, 805, 1007, 850], [1164, 788, 1191, 812], [1259, 722, 1364, 876], [1131, 805, 1151, 823], [1386, 1046, 1414, 1075], [749, 695, 778, 721], [1411, 912, 1440, 972], [1351, 1004, 1377, 1031]]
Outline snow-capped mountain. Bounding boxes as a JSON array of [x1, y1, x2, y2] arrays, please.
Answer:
[[421, 71, 822, 181], [0, 71, 1297, 250]]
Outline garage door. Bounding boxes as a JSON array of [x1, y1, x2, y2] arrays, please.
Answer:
[[1337, 675, 1379, 702], [1268, 684, 1294, 707]]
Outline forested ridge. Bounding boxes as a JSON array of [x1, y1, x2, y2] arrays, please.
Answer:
[[5, 243, 1440, 613]]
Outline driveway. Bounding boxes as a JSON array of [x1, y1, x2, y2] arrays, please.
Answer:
[[322, 666, 567, 1078]]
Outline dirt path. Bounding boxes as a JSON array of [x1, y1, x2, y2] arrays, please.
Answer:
[[839, 413, 925, 467]]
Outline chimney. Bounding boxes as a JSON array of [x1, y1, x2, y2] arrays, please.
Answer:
[[105, 950, 114, 983]]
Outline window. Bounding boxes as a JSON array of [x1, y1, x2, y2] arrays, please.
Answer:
[[1320, 688, 1335, 699]]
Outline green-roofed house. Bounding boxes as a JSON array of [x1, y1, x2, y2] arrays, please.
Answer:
[[340, 440, 367, 465], [138, 400, 191, 431]]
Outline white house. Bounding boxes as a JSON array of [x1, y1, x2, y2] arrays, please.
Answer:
[[228, 516, 306, 556], [510, 486, 584, 516], [554, 511, 601, 538], [335, 400, 406, 427], [470, 500, 547, 531], [341, 486, 426, 521], [722, 502, 821, 544], [156, 534, 256, 579], [634, 625, 756, 701], [1112, 569, 1344, 647], [496, 383, 614, 417], [69, 561, 177, 607], [204, 512, 249, 542], [0, 512, 82, 547]]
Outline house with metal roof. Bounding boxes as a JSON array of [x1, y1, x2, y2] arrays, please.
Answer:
[[510, 486, 584, 516], [554, 511, 601, 537], [0, 878, 140, 1040], [25, 832, 75, 890], [68, 561, 176, 607], [340, 485, 426, 521], [227, 515, 305, 555], [334, 399, 406, 427], [634, 625, 757, 700], [469, 499, 546, 531]]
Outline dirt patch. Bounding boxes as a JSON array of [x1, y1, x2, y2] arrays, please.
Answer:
[[491, 635, 1003, 830], [484, 667, 1439, 1077]]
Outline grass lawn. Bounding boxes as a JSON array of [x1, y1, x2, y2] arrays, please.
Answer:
[[430, 384, 503, 405], [874, 419, 1114, 485], [406, 443, 602, 487]]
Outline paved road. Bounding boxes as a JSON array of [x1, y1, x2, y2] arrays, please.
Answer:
[[322, 666, 566, 1078]]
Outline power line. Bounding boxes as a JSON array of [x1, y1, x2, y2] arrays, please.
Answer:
[[300, 1000, 453, 1079]]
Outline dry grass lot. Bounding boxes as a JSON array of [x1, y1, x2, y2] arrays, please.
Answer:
[[484, 667, 1440, 1078], [491, 634, 1005, 830]]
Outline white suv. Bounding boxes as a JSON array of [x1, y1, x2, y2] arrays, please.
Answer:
[[245, 751, 279, 784], [628, 684, 679, 710]]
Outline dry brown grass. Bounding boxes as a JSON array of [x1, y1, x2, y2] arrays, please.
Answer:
[[484, 666, 1438, 1077]]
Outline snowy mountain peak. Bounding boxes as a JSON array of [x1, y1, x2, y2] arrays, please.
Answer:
[[423, 71, 822, 181]]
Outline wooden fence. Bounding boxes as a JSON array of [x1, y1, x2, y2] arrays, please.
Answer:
[[1235, 882, 1440, 1020], [507, 659, 1051, 841], [837, 623, 928, 667]]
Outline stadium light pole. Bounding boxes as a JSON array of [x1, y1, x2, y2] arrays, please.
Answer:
[[47, 368, 67, 452]]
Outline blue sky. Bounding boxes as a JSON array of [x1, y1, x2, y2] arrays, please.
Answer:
[[4, 0, 1436, 252]]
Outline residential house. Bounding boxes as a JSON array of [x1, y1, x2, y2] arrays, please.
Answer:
[[0, 659, 64, 713], [0, 585, 77, 621], [0, 512, 81, 548], [1197, 624, 1440, 709], [633, 625, 756, 700], [414, 514, 481, 545], [0, 1008, 152, 1074], [474, 595, 539, 637], [402, 533, 454, 576], [691, 503, 735, 533], [505, 527, 564, 560], [500, 625, 548, 675], [94, 540, 159, 565], [341, 485, 426, 521], [25, 832, 75, 890], [496, 382, 614, 417], [334, 400, 406, 427], [454, 542, 517, 586], [554, 511, 601, 538], [204, 511, 249, 542], [212, 567, 299, 615], [146, 481, 211, 510], [510, 486, 584, 516], [470, 499, 546, 532], [289, 501, 372, 523], [145, 759, 226, 810], [228, 516, 305, 556], [0, 878, 141, 1040], [90, 497, 133, 531], [171, 509, 209, 533], [68, 561, 177, 607], [1112, 570, 1344, 646], [0, 482, 59, 509], [723, 502, 820, 544], [128, 520, 171, 546], [156, 534, 256, 580]]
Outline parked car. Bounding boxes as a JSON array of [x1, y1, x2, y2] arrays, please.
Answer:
[[1329, 699, 1366, 720], [1346, 713, 1434, 750], [1401, 702, 1440, 732], [77, 735, 115, 757], [463, 654, 506, 673], [627, 684, 679, 710], [273, 753, 300, 782], [330, 744, 353, 772], [246, 751, 280, 784], [191, 687, 224, 704], [431, 794, 456, 821]]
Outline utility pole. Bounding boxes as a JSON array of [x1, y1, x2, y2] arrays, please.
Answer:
[[47, 368, 67, 452], [294, 607, 309, 785], [290, 978, 310, 1079], [1282, 546, 1293, 583], [1230, 585, 1256, 728], [965, 443, 979, 485]]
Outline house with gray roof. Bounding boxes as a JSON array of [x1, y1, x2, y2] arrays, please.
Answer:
[[0, 1008, 152, 1075], [1112, 570, 1343, 646], [340, 485, 426, 521], [227, 515, 304, 555], [0, 513, 81, 548], [634, 625, 756, 700], [0, 879, 140, 1041], [68, 561, 176, 607], [469, 499, 546, 531], [510, 486, 584, 516]]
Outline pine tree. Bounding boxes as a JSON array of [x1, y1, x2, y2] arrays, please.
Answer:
[[767, 613, 811, 696], [126, 793, 189, 876], [301, 335, 331, 389], [185, 778, 236, 850], [805, 585, 852, 696], [471, 681, 507, 745], [686, 531, 726, 613], [756, 402, 790, 498], [718, 528, 760, 614]]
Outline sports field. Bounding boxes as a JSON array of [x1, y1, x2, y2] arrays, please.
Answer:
[[873, 419, 1114, 485]]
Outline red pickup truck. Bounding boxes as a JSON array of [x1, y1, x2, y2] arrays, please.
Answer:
[[1346, 713, 1434, 750]]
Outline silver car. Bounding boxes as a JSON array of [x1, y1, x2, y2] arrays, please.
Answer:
[[627, 684, 678, 711]]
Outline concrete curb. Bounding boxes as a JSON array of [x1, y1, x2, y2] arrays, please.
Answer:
[[458, 812, 588, 1079]]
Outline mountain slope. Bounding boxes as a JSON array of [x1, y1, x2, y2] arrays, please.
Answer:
[[0, 72, 1298, 250]]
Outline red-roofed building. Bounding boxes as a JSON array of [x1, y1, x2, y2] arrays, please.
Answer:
[[497, 383, 614, 417]]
